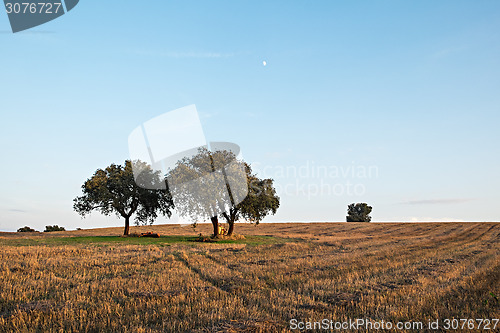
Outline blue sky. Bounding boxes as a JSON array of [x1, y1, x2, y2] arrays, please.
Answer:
[[1, 1, 499, 231]]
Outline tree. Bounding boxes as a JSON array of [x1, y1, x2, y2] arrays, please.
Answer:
[[44, 225, 65, 232], [73, 160, 174, 235], [167, 148, 279, 236], [346, 203, 372, 222], [17, 226, 36, 232]]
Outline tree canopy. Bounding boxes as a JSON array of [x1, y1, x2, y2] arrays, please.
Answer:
[[346, 203, 372, 222], [167, 148, 280, 236], [73, 160, 174, 235], [226, 170, 280, 234]]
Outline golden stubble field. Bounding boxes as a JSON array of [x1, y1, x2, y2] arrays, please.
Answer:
[[0, 222, 498, 332]]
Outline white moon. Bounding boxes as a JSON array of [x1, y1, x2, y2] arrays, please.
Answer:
[[262, 60, 267, 66]]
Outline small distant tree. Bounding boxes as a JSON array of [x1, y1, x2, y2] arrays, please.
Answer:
[[44, 225, 66, 232], [73, 160, 174, 235], [17, 226, 36, 232], [346, 203, 372, 222]]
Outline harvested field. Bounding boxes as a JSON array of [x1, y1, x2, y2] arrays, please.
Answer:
[[0, 222, 498, 332]]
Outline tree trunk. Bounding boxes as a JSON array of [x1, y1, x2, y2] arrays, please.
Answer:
[[227, 221, 235, 236], [124, 216, 130, 236], [223, 209, 237, 236], [210, 216, 218, 237]]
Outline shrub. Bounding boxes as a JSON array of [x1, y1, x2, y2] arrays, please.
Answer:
[[44, 225, 66, 232], [17, 226, 36, 232]]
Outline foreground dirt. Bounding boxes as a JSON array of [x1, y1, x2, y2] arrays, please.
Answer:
[[0, 222, 498, 332]]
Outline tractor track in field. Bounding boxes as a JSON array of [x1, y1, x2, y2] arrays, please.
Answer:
[[197, 227, 499, 310], [172, 250, 289, 332], [172, 251, 230, 294]]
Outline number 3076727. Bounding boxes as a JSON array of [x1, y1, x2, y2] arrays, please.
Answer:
[[5, 2, 63, 14]]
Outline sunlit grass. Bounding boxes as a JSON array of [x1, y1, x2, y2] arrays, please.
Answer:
[[0, 234, 298, 247]]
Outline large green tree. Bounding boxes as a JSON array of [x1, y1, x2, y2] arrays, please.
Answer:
[[167, 148, 280, 236], [346, 203, 372, 222], [73, 160, 174, 235]]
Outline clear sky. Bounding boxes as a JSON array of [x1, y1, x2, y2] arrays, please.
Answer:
[[1, 1, 499, 231]]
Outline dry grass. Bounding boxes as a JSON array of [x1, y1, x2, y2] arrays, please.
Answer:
[[0, 222, 498, 332]]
